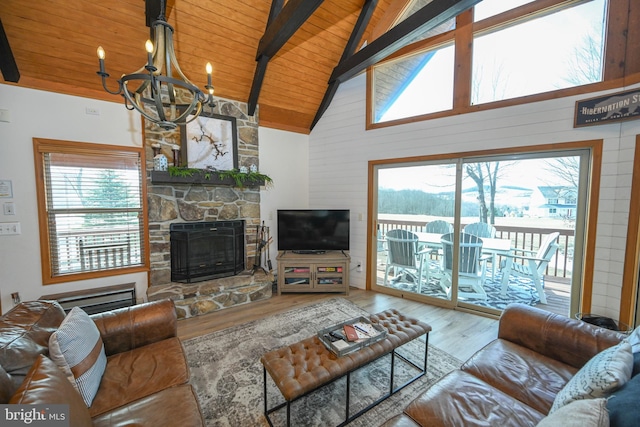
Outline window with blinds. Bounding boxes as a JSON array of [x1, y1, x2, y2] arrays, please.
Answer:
[[33, 139, 147, 284]]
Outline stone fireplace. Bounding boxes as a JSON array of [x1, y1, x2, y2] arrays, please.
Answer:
[[143, 98, 273, 318]]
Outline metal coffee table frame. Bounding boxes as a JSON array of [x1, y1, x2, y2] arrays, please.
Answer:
[[262, 334, 429, 427]]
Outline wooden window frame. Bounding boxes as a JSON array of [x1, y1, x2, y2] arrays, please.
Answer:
[[33, 138, 149, 285], [367, 0, 640, 130]]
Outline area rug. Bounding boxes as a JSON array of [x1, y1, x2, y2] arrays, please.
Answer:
[[386, 262, 541, 310], [183, 298, 462, 426]]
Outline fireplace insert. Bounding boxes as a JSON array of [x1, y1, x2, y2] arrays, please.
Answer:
[[170, 220, 245, 283]]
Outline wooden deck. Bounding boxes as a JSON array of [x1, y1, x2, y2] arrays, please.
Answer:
[[375, 261, 571, 317]]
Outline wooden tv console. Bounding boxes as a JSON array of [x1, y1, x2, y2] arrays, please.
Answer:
[[276, 251, 350, 295]]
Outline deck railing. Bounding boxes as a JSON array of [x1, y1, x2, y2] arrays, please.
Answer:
[[377, 219, 574, 281]]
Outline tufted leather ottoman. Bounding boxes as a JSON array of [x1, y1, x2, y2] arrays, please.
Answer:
[[261, 308, 431, 426]]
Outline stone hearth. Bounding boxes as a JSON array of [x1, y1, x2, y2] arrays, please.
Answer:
[[147, 269, 274, 319]]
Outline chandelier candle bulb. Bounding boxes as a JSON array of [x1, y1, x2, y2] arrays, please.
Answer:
[[145, 40, 154, 67], [97, 47, 106, 74]]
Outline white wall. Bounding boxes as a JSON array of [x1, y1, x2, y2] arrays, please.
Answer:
[[258, 126, 310, 265], [0, 85, 308, 313], [309, 73, 639, 320], [0, 85, 146, 312]]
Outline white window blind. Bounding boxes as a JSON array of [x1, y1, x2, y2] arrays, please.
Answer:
[[43, 150, 144, 276]]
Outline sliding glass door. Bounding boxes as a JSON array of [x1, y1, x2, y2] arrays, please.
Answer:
[[372, 148, 591, 316]]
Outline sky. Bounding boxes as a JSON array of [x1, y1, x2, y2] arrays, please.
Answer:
[[377, 157, 575, 193], [380, 0, 605, 121]]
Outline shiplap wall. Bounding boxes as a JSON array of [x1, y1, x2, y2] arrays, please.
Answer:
[[309, 73, 639, 320]]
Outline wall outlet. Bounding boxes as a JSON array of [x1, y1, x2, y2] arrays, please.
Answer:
[[356, 261, 362, 272]]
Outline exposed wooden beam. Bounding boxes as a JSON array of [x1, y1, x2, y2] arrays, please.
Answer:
[[329, 0, 483, 84], [256, 0, 324, 60], [0, 18, 19, 83], [248, 0, 284, 116], [249, 0, 323, 116], [311, 0, 378, 130]]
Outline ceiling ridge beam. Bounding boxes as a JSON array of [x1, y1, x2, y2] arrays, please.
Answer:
[[0, 18, 20, 83], [329, 0, 482, 85], [311, 0, 379, 130], [248, 0, 324, 116]]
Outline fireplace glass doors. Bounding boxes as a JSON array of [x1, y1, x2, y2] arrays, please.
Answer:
[[170, 221, 245, 283]]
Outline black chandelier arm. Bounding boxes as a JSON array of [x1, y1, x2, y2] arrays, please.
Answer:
[[96, 71, 124, 96]]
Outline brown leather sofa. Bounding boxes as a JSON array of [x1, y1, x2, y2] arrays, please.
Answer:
[[0, 299, 204, 427], [382, 303, 625, 427]]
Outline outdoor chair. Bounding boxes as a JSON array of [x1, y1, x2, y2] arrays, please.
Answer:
[[439, 232, 488, 300], [463, 222, 497, 238], [463, 222, 498, 276], [499, 232, 560, 305], [423, 220, 454, 257], [384, 229, 430, 289]]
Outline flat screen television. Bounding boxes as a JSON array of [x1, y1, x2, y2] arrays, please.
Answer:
[[277, 209, 350, 253]]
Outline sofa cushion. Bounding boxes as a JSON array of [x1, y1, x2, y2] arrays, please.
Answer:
[[88, 336, 189, 417], [9, 355, 92, 427], [402, 370, 545, 427], [461, 338, 577, 414], [48, 307, 107, 407], [0, 300, 66, 400], [550, 340, 632, 413], [537, 398, 608, 427], [92, 384, 204, 427], [606, 372, 640, 427], [633, 352, 640, 377]]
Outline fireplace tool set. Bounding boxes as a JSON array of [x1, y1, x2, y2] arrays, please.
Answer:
[[253, 222, 272, 274]]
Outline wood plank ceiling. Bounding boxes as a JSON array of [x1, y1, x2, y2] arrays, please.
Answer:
[[0, 0, 477, 134]]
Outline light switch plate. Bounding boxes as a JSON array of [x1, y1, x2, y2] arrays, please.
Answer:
[[0, 222, 21, 235]]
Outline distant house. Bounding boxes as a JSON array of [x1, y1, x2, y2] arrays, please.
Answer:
[[529, 186, 578, 218]]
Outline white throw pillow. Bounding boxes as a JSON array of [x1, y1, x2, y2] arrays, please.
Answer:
[[48, 307, 107, 407], [538, 398, 609, 427], [626, 325, 640, 353], [550, 341, 632, 413]]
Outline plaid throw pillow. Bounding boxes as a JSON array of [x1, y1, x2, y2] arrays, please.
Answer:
[[48, 307, 107, 407]]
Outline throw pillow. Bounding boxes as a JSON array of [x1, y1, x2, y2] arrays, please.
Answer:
[[48, 307, 107, 407], [627, 325, 640, 353], [550, 341, 632, 413], [537, 398, 608, 427], [607, 373, 640, 427]]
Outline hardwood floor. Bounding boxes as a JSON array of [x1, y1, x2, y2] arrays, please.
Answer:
[[177, 288, 500, 362]]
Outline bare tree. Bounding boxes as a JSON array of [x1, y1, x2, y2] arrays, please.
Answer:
[[564, 25, 603, 86]]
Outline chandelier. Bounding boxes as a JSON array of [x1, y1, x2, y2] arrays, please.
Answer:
[[96, 1, 214, 131]]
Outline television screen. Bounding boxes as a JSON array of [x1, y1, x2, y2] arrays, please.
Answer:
[[277, 209, 350, 253]]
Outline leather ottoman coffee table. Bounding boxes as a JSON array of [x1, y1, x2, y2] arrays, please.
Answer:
[[260, 308, 431, 427]]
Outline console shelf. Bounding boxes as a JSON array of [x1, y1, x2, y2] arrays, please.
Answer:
[[276, 251, 350, 295]]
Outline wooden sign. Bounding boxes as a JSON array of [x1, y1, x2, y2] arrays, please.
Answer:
[[574, 88, 640, 127]]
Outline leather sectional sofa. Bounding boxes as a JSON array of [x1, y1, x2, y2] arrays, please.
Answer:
[[382, 303, 627, 426], [0, 299, 204, 426]]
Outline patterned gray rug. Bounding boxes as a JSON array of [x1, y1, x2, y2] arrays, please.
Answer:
[[183, 297, 462, 426], [386, 261, 541, 310]]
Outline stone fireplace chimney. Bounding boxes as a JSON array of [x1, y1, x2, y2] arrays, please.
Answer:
[[144, 98, 262, 289]]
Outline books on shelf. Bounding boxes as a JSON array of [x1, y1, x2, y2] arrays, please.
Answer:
[[317, 266, 343, 272]]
